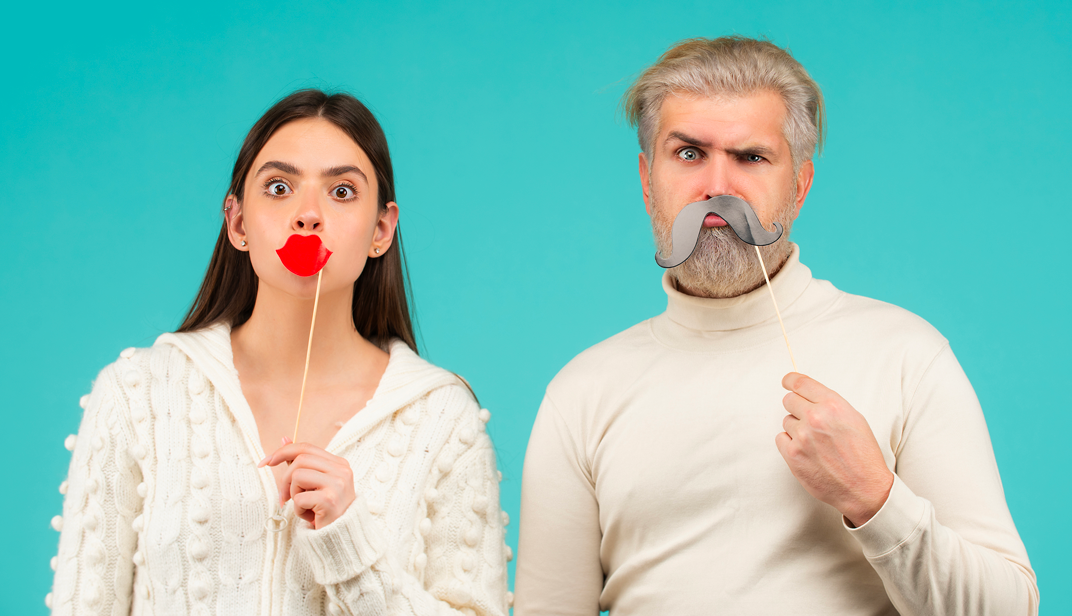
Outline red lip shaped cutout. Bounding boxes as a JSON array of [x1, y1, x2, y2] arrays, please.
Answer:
[[276, 234, 332, 277]]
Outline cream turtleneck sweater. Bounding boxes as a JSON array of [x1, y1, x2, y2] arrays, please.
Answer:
[[49, 323, 512, 615], [515, 245, 1037, 615]]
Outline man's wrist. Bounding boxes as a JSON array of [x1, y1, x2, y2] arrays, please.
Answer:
[[842, 471, 895, 528]]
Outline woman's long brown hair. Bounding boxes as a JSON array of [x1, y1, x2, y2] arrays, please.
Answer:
[[176, 89, 417, 352]]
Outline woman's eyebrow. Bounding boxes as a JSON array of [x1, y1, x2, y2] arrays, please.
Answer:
[[255, 160, 302, 177], [323, 165, 368, 182]]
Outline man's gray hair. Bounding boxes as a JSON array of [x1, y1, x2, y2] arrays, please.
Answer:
[[623, 36, 826, 170]]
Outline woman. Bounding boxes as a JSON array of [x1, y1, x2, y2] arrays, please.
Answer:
[[48, 90, 512, 615]]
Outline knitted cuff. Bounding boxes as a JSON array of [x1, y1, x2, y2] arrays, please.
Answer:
[[294, 495, 388, 585], [845, 474, 929, 558]]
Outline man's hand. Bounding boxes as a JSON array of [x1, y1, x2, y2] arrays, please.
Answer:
[[775, 372, 894, 527], [259, 438, 357, 530]]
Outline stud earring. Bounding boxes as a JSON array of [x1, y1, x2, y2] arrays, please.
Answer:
[[374, 248, 381, 254], [241, 240, 247, 247], [223, 204, 232, 211]]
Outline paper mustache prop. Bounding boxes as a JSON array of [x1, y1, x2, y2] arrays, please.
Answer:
[[277, 234, 332, 444], [654, 195, 797, 371], [654, 195, 783, 268]]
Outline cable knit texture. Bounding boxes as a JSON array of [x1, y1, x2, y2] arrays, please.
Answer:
[[50, 323, 511, 615]]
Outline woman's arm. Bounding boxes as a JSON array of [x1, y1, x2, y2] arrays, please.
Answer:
[[291, 391, 511, 615], [50, 361, 144, 615]]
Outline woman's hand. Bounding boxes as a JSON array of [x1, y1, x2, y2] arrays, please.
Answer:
[[259, 437, 356, 529]]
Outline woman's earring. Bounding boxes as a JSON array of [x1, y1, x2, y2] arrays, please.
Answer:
[[374, 248, 381, 254], [241, 240, 247, 247]]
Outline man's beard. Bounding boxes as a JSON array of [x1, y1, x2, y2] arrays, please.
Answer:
[[651, 189, 797, 299]]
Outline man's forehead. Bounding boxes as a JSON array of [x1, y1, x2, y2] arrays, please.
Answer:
[[656, 91, 789, 150]]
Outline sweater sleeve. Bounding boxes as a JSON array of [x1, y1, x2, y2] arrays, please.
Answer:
[[50, 362, 144, 615], [513, 395, 603, 616], [293, 406, 510, 616], [847, 343, 1039, 615]]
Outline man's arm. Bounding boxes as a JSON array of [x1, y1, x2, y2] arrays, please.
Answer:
[[514, 395, 603, 616], [855, 343, 1038, 615], [777, 345, 1038, 615]]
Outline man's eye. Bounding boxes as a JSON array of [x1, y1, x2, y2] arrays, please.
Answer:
[[333, 186, 355, 200], [746, 154, 764, 163], [266, 181, 292, 197], [677, 148, 701, 161]]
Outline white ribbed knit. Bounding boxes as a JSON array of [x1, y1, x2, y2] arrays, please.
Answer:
[[49, 323, 512, 615]]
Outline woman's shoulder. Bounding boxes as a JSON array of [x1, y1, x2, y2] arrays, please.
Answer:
[[383, 340, 487, 429], [85, 324, 228, 406]]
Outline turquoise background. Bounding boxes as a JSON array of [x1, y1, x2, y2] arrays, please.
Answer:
[[2, 1, 1069, 614]]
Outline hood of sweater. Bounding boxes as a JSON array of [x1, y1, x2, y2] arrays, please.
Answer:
[[154, 322, 463, 455], [651, 243, 842, 353]]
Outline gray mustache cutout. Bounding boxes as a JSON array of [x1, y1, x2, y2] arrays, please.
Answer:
[[654, 195, 784, 268]]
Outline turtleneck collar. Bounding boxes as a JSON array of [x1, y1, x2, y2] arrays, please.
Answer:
[[661, 243, 813, 333]]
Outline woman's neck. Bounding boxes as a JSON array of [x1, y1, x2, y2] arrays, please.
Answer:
[[230, 283, 385, 385]]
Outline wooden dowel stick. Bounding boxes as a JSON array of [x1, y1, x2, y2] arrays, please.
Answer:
[[755, 246, 798, 373], [292, 269, 323, 443]]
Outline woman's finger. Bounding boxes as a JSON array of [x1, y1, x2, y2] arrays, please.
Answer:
[[291, 490, 319, 524], [277, 451, 337, 493], [260, 441, 346, 469]]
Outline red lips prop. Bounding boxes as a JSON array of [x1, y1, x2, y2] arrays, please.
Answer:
[[276, 234, 332, 277]]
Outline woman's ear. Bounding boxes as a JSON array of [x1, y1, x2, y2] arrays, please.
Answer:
[[369, 201, 400, 258], [224, 195, 249, 251]]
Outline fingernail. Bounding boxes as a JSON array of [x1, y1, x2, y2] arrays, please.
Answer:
[[257, 456, 269, 467]]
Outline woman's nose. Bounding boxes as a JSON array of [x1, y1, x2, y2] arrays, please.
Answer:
[[292, 197, 323, 231]]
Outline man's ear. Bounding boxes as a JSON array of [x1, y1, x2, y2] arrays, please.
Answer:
[[639, 152, 653, 216], [224, 195, 248, 251], [369, 201, 400, 257], [794, 160, 815, 216]]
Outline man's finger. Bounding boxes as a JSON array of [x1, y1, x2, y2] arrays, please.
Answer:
[[782, 414, 801, 436], [774, 431, 793, 460], [782, 391, 812, 418], [781, 372, 832, 404]]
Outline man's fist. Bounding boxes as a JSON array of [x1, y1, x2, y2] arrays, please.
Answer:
[[775, 372, 894, 527]]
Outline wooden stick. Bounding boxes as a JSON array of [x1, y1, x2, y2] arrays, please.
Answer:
[[292, 269, 323, 443], [755, 246, 798, 373]]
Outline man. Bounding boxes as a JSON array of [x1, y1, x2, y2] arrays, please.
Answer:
[[514, 36, 1038, 615]]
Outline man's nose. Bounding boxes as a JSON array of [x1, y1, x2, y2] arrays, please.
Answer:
[[292, 192, 323, 231], [701, 154, 734, 200]]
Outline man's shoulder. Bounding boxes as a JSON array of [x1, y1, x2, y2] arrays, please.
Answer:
[[817, 280, 948, 349], [546, 318, 659, 402]]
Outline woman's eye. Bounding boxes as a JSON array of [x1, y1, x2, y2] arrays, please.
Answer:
[[267, 181, 291, 196], [333, 186, 355, 200], [677, 148, 700, 162]]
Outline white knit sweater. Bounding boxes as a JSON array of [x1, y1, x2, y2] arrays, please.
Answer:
[[49, 323, 512, 615]]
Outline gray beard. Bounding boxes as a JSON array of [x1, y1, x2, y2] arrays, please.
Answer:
[[651, 192, 797, 299]]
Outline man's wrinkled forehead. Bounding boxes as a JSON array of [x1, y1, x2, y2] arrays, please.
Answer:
[[653, 90, 791, 155]]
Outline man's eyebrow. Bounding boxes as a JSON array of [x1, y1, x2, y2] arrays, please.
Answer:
[[323, 165, 368, 182], [255, 160, 302, 177], [665, 131, 710, 147], [726, 145, 777, 158]]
